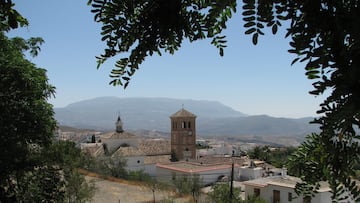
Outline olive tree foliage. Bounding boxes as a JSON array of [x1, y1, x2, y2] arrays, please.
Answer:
[[89, 0, 360, 201]]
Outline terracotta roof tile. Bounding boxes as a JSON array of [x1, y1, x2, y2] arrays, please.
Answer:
[[170, 108, 196, 118]]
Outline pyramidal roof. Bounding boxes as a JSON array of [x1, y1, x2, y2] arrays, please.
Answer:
[[170, 108, 196, 118]]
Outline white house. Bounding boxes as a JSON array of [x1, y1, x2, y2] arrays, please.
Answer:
[[239, 165, 263, 181], [156, 161, 239, 186], [242, 173, 354, 203], [125, 156, 145, 171]]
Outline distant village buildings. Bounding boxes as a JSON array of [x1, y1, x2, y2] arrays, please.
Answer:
[[60, 107, 355, 202]]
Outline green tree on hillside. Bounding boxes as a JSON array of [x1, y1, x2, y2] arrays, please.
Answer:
[[0, 29, 57, 201], [88, 0, 360, 200], [0, 2, 95, 201], [42, 140, 96, 202]]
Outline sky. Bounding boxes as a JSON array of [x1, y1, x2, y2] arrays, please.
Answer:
[[9, 0, 327, 118]]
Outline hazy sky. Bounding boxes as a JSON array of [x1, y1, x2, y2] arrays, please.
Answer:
[[10, 0, 327, 118]]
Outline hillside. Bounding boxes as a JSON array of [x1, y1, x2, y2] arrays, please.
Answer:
[[54, 97, 319, 137]]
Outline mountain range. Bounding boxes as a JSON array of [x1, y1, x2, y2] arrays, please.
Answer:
[[54, 97, 319, 138]]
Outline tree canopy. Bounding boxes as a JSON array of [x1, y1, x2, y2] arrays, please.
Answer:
[[88, 0, 360, 201], [0, 1, 95, 201]]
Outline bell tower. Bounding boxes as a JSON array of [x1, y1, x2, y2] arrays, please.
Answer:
[[115, 115, 124, 133], [170, 108, 196, 161]]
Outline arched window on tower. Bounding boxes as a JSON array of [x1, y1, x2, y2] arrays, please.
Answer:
[[182, 121, 186, 128], [188, 122, 191, 128]]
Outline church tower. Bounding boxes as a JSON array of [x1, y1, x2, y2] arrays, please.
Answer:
[[115, 115, 124, 133], [170, 108, 196, 161]]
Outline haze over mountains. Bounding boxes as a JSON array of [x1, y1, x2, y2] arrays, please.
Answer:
[[54, 97, 319, 137]]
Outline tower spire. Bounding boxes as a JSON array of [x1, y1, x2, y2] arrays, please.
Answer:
[[115, 112, 124, 133]]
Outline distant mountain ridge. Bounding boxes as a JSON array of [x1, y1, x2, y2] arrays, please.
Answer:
[[54, 97, 319, 137]]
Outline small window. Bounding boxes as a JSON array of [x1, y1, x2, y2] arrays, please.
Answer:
[[188, 122, 191, 128], [137, 160, 140, 164], [182, 121, 186, 128], [288, 192, 292, 201], [254, 188, 260, 197]]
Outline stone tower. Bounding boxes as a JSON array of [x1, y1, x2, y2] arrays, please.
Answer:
[[115, 115, 124, 133], [170, 108, 196, 161]]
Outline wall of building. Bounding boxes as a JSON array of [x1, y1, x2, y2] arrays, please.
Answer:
[[239, 167, 263, 181], [244, 184, 267, 201], [156, 165, 238, 186], [171, 115, 196, 160], [244, 182, 334, 203], [125, 156, 145, 172]]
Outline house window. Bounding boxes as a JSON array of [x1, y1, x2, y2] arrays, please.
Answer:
[[273, 190, 280, 203], [254, 188, 260, 197], [288, 192, 292, 201], [303, 196, 311, 203]]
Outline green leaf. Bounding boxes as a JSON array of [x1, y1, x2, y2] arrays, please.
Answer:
[[243, 16, 256, 22], [291, 58, 300, 65], [252, 33, 258, 45], [272, 24, 278, 34], [242, 10, 256, 16], [245, 28, 256, 35], [244, 21, 256, 28]]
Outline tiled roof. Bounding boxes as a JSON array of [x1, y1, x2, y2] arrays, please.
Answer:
[[242, 175, 331, 192], [190, 155, 246, 166], [101, 131, 136, 139], [112, 139, 171, 157], [156, 161, 236, 173], [170, 108, 196, 118], [80, 143, 104, 157]]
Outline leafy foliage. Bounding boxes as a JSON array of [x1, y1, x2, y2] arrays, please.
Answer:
[[85, 155, 129, 179], [248, 146, 297, 168], [0, 13, 95, 201], [41, 140, 96, 202], [88, 0, 236, 87], [0, 30, 57, 201], [173, 174, 202, 199], [208, 183, 242, 203], [0, 0, 28, 31], [208, 183, 266, 203]]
